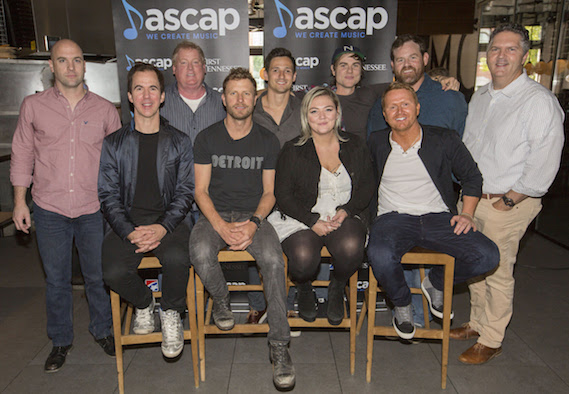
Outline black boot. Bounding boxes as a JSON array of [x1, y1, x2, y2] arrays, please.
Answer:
[[327, 276, 346, 325], [296, 282, 317, 322]]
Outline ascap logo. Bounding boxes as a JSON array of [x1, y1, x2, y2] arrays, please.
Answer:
[[271, 0, 388, 38], [125, 54, 173, 71], [296, 56, 319, 69], [120, 0, 240, 40]]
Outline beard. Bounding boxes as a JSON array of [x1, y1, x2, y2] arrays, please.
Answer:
[[395, 65, 423, 86]]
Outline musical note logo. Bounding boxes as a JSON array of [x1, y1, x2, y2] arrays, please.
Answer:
[[125, 54, 135, 71], [273, 0, 293, 38], [121, 0, 144, 40]]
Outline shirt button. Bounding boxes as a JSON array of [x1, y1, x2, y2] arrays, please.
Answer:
[[71, 139, 74, 142], [71, 121, 74, 125], [70, 173, 74, 176], [70, 189, 74, 192], [71, 156, 74, 159]]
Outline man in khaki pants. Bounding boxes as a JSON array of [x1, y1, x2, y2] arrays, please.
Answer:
[[457, 23, 564, 364]]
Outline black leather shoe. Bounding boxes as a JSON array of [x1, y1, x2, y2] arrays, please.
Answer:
[[296, 282, 317, 322], [327, 277, 346, 326], [44, 345, 72, 373], [96, 336, 116, 357]]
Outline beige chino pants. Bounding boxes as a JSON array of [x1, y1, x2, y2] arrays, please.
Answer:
[[466, 197, 542, 349]]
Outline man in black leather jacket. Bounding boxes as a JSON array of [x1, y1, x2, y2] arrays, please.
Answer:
[[98, 63, 194, 358]]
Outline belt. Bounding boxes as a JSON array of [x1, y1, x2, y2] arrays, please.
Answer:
[[481, 193, 504, 199]]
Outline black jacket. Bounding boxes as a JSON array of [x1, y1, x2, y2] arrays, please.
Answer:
[[368, 124, 482, 217], [274, 132, 375, 228], [98, 118, 194, 239]]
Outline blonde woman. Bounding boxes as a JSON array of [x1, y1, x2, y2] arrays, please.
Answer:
[[269, 87, 374, 324]]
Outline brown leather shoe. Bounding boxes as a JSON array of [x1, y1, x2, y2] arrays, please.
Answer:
[[450, 323, 479, 340], [458, 342, 502, 364], [245, 309, 266, 324]]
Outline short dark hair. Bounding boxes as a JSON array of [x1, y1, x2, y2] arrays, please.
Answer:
[[127, 62, 165, 93], [222, 67, 256, 92], [264, 47, 295, 74], [172, 41, 206, 65], [391, 34, 427, 61], [381, 82, 418, 110], [427, 67, 450, 79], [489, 23, 530, 54]]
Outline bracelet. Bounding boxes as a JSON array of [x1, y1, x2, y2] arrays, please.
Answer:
[[460, 212, 473, 220], [249, 215, 262, 229]]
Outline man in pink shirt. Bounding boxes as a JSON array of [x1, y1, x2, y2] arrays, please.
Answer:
[[10, 39, 121, 373]]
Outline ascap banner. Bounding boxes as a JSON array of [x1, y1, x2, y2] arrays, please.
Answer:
[[111, 0, 249, 121], [264, 0, 397, 91]]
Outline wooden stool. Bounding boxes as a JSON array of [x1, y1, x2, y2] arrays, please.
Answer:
[[363, 247, 455, 389], [110, 256, 199, 393], [285, 246, 359, 375]]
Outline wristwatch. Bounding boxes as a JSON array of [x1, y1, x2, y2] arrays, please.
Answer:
[[250, 215, 262, 229], [502, 195, 515, 207]]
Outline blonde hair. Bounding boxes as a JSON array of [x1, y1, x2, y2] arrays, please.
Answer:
[[297, 86, 346, 146]]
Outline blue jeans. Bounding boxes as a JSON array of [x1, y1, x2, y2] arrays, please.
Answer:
[[367, 212, 499, 308], [34, 203, 112, 346], [190, 212, 290, 344]]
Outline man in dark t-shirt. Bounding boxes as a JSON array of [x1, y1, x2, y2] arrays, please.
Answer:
[[98, 63, 194, 359], [190, 68, 295, 391]]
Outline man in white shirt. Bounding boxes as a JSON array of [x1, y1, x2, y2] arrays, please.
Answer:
[[457, 23, 564, 364], [367, 83, 499, 340]]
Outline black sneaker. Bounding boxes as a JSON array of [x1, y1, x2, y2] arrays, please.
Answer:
[[269, 343, 296, 391], [392, 305, 415, 340], [96, 336, 116, 358], [44, 345, 73, 373]]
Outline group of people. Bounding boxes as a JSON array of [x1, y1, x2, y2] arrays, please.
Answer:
[[10, 22, 564, 391]]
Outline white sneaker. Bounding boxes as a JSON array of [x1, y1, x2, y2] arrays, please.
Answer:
[[160, 309, 184, 358], [133, 297, 155, 334]]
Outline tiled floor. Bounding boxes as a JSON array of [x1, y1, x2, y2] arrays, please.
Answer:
[[1, 231, 568, 393]]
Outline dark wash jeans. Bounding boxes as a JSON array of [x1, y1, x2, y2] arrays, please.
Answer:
[[189, 211, 290, 344], [33, 203, 112, 346], [367, 212, 499, 307]]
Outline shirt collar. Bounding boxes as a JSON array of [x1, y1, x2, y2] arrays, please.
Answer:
[[488, 69, 528, 98], [389, 127, 423, 152]]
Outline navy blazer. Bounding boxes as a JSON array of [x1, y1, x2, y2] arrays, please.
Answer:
[[368, 124, 482, 217], [98, 117, 194, 239]]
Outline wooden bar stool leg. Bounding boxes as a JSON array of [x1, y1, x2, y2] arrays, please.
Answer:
[[440, 260, 455, 389], [348, 273, 357, 375], [366, 269, 378, 383], [195, 274, 207, 382], [419, 267, 430, 329], [111, 291, 125, 394], [186, 267, 200, 388]]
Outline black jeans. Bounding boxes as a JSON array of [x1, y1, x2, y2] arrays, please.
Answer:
[[102, 223, 190, 313]]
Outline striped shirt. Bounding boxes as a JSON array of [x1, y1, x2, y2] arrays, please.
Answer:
[[160, 82, 226, 143], [463, 71, 564, 197]]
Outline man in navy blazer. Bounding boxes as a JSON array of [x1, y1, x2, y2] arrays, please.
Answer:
[[366, 82, 499, 340]]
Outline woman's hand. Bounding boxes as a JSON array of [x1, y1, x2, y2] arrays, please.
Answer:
[[311, 219, 340, 236], [330, 209, 348, 226]]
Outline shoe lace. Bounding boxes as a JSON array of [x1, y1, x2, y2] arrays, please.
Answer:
[[272, 344, 288, 365], [395, 306, 413, 324], [161, 310, 181, 341]]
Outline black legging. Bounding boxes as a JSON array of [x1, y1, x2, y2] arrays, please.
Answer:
[[282, 217, 366, 284]]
